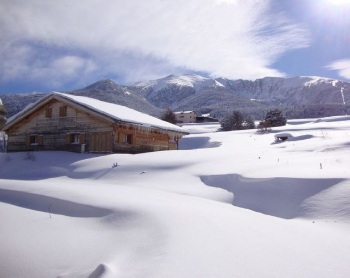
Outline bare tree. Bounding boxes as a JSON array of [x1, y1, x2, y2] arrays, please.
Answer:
[[161, 108, 177, 124]]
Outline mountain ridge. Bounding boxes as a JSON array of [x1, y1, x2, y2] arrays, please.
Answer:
[[1, 74, 349, 120]]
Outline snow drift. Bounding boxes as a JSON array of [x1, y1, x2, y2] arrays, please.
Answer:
[[1, 115, 350, 278]]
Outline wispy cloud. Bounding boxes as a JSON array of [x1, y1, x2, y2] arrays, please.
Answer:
[[326, 59, 350, 80], [0, 0, 310, 89]]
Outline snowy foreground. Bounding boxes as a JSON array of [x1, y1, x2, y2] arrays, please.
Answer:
[[1, 116, 350, 278]]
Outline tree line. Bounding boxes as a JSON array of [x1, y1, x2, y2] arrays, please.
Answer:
[[220, 109, 286, 131], [160, 107, 287, 131]]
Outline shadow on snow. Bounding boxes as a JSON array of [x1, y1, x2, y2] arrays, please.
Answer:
[[200, 174, 344, 219], [0, 188, 112, 217], [179, 136, 221, 150]]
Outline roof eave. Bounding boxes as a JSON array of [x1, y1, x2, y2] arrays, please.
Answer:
[[2, 92, 189, 135]]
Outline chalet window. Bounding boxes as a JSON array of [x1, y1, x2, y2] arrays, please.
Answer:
[[124, 134, 133, 144], [66, 133, 85, 144], [59, 106, 67, 117], [27, 134, 43, 145], [45, 108, 52, 118], [71, 133, 80, 144], [30, 135, 37, 144]]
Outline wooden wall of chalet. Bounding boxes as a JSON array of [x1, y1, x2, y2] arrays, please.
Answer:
[[6, 99, 113, 152], [114, 124, 177, 153], [6, 98, 181, 153]]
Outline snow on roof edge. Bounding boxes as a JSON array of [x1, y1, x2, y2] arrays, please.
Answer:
[[3, 92, 189, 134], [54, 92, 189, 134]]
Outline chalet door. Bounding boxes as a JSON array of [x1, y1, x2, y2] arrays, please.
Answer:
[[89, 132, 113, 152]]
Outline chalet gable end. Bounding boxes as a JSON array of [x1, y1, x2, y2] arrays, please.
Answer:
[[2, 93, 188, 153]]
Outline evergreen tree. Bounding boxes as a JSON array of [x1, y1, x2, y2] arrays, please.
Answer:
[[220, 111, 244, 131], [244, 115, 256, 129], [264, 109, 287, 127], [161, 108, 177, 124]]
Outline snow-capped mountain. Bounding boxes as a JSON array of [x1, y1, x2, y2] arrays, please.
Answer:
[[132, 74, 225, 109], [71, 79, 162, 117], [222, 76, 349, 105], [132, 74, 350, 119], [1, 74, 349, 120], [135, 74, 224, 92]]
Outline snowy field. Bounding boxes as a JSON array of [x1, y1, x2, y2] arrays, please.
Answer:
[[1, 116, 350, 278]]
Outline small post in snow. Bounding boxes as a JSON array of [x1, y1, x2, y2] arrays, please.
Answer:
[[48, 204, 52, 218]]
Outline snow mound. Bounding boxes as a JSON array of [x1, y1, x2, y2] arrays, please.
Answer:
[[0, 188, 112, 217], [201, 174, 347, 220], [1, 117, 350, 277], [87, 263, 116, 278]]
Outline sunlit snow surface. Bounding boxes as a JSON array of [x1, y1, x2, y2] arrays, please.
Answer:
[[1, 116, 350, 278]]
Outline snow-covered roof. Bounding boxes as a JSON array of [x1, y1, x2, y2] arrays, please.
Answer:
[[174, 110, 196, 114], [3, 92, 189, 134]]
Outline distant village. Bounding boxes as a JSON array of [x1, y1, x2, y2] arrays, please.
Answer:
[[174, 110, 219, 124]]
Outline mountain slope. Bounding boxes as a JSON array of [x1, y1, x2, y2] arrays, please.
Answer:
[[175, 86, 269, 119], [133, 74, 350, 118], [1, 74, 349, 120], [222, 76, 349, 105], [135, 74, 224, 93], [1, 80, 162, 118], [0, 93, 46, 119], [71, 79, 162, 117]]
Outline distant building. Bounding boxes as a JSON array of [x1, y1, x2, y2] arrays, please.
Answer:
[[196, 114, 219, 123], [2, 92, 189, 153], [174, 111, 197, 123], [175, 111, 219, 124]]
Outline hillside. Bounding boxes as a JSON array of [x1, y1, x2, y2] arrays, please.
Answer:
[[1, 74, 349, 120], [134, 74, 350, 119], [71, 79, 162, 117], [0, 80, 162, 119], [1, 116, 350, 277], [0, 92, 45, 120]]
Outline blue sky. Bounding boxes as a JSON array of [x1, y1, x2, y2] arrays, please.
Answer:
[[1, 0, 350, 94]]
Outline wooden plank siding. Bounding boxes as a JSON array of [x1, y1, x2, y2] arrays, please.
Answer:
[[4, 96, 183, 153], [89, 132, 113, 153], [6, 99, 114, 152], [114, 124, 172, 153]]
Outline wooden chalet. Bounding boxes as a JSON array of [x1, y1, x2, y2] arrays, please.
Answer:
[[1, 92, 189, 153]]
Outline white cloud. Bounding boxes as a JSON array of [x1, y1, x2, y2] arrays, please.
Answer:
[[0, 0, 310, 89], [326, 59, 350, 80], [31, 56, 97, 87]]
